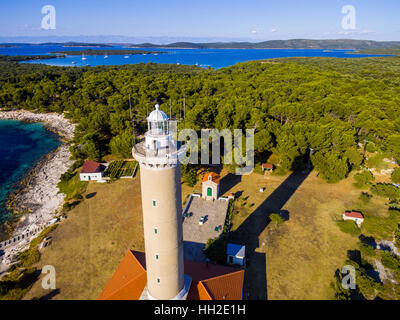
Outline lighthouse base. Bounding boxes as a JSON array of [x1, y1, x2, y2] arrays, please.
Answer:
[[139, 274, 192, 300]]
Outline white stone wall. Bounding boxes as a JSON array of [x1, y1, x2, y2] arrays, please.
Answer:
[[79, 172, 103, 181]]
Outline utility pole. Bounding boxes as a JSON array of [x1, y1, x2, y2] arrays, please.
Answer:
[[129, 94, 135, 145], [170, 98, 172, 119], [183, 94, 186, 125]]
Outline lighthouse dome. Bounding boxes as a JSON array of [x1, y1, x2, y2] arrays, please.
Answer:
[[147, 104, 169, 122]]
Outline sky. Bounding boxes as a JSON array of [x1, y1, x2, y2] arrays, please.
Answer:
[[0, 0, 399, 42]]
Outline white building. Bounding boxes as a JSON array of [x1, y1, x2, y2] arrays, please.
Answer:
[[343, 211, 364, 226], [202, 172, 220, 201], [79, 160, 105, 181], [226, 243, 246, 267]]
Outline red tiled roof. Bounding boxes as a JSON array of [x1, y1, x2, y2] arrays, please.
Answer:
[[344, 211, 364, 219], [202, 172, 221, 184], [262, 163, 274, 169], [81, 160, 103, 174], [201, 270, 244, 300], [98, 251, 147, 300], [98, 251, 244, 301]]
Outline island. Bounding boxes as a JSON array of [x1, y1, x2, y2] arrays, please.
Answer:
[[51, 49, 165, 56], [127, 39, 400, 50], [0, 54, 66, 62]]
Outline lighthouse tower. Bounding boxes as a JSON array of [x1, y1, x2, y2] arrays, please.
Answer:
[[132, 104, 189, 300]]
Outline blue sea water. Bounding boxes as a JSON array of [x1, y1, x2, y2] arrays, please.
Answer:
[[0, 44, 388, 69], [0, 120, 60, 224], [0, 44, 388, 228]]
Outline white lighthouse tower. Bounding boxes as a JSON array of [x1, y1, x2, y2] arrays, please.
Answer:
[[132, 104, 190, 300]]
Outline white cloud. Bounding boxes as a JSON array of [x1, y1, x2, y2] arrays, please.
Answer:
[[270, 28, 277, 33], [251, 29, 258, 34]]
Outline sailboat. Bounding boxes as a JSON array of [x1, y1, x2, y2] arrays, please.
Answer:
[[104, 55, 108, 59], [124, 55, 129, 59], [81, 54, 87, 61]]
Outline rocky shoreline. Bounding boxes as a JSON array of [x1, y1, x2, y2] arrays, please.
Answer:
[[0, 109, 76, 269]]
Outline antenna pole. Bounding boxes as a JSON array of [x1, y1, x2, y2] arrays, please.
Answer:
[[129, 94, 135, 145], [170, 98, 172, 119], [183, 95, 186, 125]]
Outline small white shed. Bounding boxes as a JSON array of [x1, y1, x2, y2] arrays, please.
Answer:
[[226, 243, 246, 267], [79, 160, 105, 181]]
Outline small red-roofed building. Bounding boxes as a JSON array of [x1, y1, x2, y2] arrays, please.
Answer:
[[79, 160, 106, 181], [202, 172, 221, 201], [343, 211, 364, 226], [262, 163, 274, 173]]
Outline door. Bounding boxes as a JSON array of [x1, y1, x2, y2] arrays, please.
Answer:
[[207, 187, 212, 197]]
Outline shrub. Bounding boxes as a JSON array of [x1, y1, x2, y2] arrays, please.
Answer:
[[358, 243, 376, 257], [181, 165, 198, 187], [370, 183, 400, 200], [203, 237, 227, 264], [366, 142, 377, 153], [380, 251, 400, 279], [391, 168, 400, 184], [353, 171, 374, 189], [359, 192, 372, 204], [366, 153, 386, 169], [17, 225, 58, 268], [336, 220, 360, 236], [0, 268, 38, 300], [269, 213, 285, 225], [395, 227, 400, 248]]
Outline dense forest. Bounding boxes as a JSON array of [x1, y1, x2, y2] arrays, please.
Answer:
[[0, 56, 400, 184]]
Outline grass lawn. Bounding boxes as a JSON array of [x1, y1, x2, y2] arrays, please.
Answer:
[[180, 168, 372, 299], [23, 177, 144, 300], [217, 170, 369, 300], [22, 166, 393, 300]]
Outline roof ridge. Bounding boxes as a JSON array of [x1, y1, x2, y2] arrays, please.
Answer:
[[198, 280, 213, 300], [202, 269, 244, 283], [100, 270, 146, 300], [98, 251, 147, 300]]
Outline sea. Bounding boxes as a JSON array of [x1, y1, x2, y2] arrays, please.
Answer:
[[0, 120, 60, 235], [0, 43, 387, 233], [0, 44, 387, 69]]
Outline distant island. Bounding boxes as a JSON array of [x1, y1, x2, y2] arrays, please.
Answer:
[[353, 48, 400, 55], [0, 42, 113, 48], [2, 39, 400, 50], [51, 49, 165, 56], [0, 54, 65, 62], [127, 39, 400, 50]]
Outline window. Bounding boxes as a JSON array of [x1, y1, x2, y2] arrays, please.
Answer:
[[152, 199, 157, 207], [157, 278, 161, 284], [155, 254, 159, 260], [154, 228, 158, 234]]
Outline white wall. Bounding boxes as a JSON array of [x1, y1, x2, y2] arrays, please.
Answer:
[[79, 172, 103, 181], [227, 255, 244, 266]]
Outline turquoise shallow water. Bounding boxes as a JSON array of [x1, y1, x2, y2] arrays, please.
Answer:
[[0, 120, 61, 223]]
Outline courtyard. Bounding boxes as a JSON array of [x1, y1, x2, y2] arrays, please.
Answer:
[[183, 196, 229, 262]]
